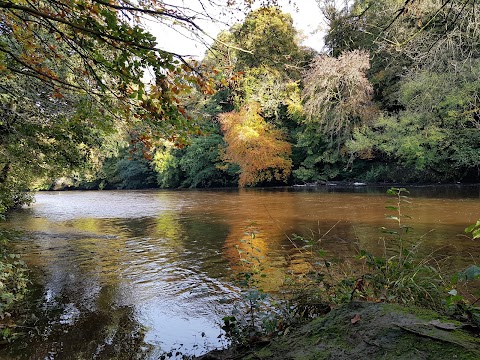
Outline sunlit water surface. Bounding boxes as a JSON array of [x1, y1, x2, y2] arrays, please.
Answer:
[[1, 186, 480, 358]]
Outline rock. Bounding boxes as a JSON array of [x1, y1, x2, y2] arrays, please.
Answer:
[[196, 302, 480, 360]]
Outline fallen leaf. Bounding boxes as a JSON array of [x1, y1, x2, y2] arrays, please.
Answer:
[[351, 314, 361, 324]]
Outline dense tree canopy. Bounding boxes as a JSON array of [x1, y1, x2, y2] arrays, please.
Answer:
[[1, 0, 479, 206], [0, 1, 287, 212], [317, 0, 480, 182], [0, 0, 222, 140], [154, 6, 309, 188]]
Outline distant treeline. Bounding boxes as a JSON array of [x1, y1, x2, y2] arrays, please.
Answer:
[[2, 1, 479, 211]]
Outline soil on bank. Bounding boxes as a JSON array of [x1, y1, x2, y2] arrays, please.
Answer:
[[197, 302, 480, 360]]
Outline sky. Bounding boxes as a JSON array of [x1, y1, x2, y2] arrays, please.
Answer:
[[148, 0, 327, 59]]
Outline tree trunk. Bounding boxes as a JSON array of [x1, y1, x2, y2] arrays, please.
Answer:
[[0, 162, 10, 184]]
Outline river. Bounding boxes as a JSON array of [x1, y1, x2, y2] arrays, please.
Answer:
[[1, 185, 480, 358]]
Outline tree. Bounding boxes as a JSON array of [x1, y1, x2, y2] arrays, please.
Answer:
[[196, 7, 311, 187], [153, 142, 185, 189], [321, 0, 412, 110], [0, 0, 288, 120], [112, 149, 158, 190], [0, 0, 220, 143], [320, 0, 480, 182], [322, 0, 480, 104], [302, 50, 375, 137], [220, 102, 292, 186], [205, 7, 313, 119], [348, 60, 480, 182], [232, 7, 306, 77], [0, 72, 114, 211], [178, 135, 238, 188], [0, 0, 284, 212], [373, 0, 480, 69], [293, 50, 376, 182]]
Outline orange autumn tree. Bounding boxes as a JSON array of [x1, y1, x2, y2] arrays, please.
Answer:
[[219, 103, 292, 187]]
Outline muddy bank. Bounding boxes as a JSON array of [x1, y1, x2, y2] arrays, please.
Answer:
[[197, 302, 480, 360]]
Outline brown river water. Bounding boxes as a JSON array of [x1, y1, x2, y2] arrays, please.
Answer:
[[1, 185, 480, 358]]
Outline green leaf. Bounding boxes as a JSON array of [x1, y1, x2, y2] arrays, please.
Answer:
[[450, 273, 459, 284], [385, 206, 398, 211], [317, 250, 327, 257], [465, 224, 477, 233], [458, 265, 480, 281], [474, 229, 480, 239], [465, 220, 480, 239]]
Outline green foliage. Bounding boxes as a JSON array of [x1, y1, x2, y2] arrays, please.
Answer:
[[1, 0, 247, 209], [465, 220, 480, 240], [445, 262, 480, 326], [292, 123, 353, 183], [153, 135, 238, 189], [179, 135, 238, 188], [111, 152, 157, 190], [321, 0, 480, 182], [114, 157, 157, 190], [153, 145, 185, 189], [232, 7, 305, 77], [2, 0, 479, 198], [349, 60, 480, 182], [203, 7, 314, 188], [0, 73, 116, 212], [292, 50, 377, 183], [0, 231, 30, 342], [239, 67, 296, 123], [292, 166, 323, 184], [0, 179, 33, 218], [447, 225, 480, 324], [0, 0, 216, 144], [322, 0, 412, 108]]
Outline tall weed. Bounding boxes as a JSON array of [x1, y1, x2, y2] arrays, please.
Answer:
[[287, 188, 449, 311], [353, 188, 447, 309]]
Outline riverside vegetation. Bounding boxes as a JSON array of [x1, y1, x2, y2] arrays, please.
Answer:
[[0, 230, 30, 343], [2, 1, 480, 217]]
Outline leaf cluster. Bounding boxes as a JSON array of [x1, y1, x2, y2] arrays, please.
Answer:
[[220, 103, 292, 186]]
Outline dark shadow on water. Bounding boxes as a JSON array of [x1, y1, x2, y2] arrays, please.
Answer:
[[0, 283, 152, 360]]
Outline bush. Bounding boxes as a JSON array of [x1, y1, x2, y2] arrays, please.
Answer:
[[0, 231, 30, 342]]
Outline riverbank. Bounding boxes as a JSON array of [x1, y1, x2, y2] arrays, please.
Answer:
[[196, 301, 480, 360]]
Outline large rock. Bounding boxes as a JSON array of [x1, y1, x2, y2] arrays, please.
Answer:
[[197, 302, 480, 359]]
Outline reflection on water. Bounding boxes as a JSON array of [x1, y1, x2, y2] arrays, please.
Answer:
[[1, 186, 480, 358]]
